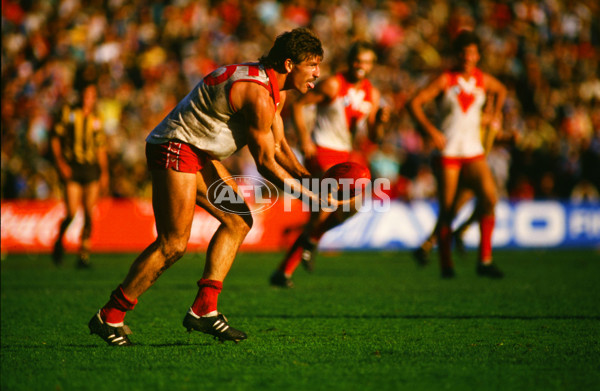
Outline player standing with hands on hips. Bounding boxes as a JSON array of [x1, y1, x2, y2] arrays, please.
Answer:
[[409, 30, 507, 278], [89, 28, 332, 345]]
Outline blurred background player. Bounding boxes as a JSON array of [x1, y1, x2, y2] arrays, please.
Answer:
[[88, 28, 334, 346], [50, 84, 109, 269], [409, 30, 507, 278], [271, 41, 389, 288], [412, 93, 509, 265]]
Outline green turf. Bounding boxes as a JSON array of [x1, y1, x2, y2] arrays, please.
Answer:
[[1, 249, 599, 391]]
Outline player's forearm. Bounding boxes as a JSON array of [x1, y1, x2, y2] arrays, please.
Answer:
[[368, 119, 385, 143], [409, 100, 436, 136], [256, 159, 319, 205], [493, 89, 507, 118], [274, 142, 311, 179], [98, 147, 110, 175], [292, 105, 312, 146]]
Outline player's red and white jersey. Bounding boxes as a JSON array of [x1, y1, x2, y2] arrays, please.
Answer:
[[312, 73, 373, 152], [146, 63, 280, 160], [439, 68, 486, 158]]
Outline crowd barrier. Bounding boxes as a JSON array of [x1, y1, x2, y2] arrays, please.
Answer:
[[1, 198, 599, 254]]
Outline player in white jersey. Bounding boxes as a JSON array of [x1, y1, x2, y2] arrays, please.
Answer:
[[410, 30, 507, 278], [88, 28, 332, 346], [270, 41, 389, 288]]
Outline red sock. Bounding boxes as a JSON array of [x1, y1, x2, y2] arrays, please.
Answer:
[[100, 285, 137, 324], [281, 244, 304, 276], [438, 223, 453, 270], [279, 232, 322, 276], [479, 215, 495, 264], [191, 279, 223, 317]]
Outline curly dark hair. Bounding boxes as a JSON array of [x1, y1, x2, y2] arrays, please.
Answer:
[[452, 30, 480, 55], [259, 28, 324, 72], [346, 40, 377, 66]]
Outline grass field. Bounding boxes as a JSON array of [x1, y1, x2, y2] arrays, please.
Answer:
[[1, 248, 599, 391]]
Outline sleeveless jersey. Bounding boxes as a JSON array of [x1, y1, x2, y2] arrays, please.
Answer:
[[54, 105, 105, 165], [312, 73, 373, 152], [439, 68, 486, 158], [146, 63, 280, 160]]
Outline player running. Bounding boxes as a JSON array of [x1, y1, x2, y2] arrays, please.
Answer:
[[270, 41, 389, 288], [88, 28, 332, 346], [409, 30, 507, 278]]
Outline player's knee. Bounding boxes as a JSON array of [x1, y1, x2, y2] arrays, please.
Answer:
[[482, 192, 497, 213], [223, 213, 253, 236], [158, 237, 188, 263], [82, 221, 92, 239]]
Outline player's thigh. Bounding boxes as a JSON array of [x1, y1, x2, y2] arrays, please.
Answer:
[[455, 184, 475, 210], [195, 159, 252, 228], [463, 160, 497, 206], [64, 181, 83, 217], [81, 181, 100, 216], [151, 169, 198, 239], [438, 166, 461, 211]]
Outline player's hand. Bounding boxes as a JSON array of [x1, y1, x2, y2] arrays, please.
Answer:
[[301, 139, 317, 159], [58, 163, 72, 182], [376, 106, 391, 124], [481, 111, 492, 127], [321, 190, 354, 212], [489, 113, 503, 132], [428, 127, 446, 151], [99, 172, 110, 196]]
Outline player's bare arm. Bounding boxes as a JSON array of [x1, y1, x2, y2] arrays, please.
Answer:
[[292, 76, 339, 158], [483, 73, 507, 129], [97, 145, 110, 195], [272, 92, 311, 179], [409, 74, 448, 150], [50, 135, 72, 181], [367, 87, 389, 143], [237, 82, 322, 205]]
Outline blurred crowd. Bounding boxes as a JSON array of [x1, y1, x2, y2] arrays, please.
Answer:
[[2, 0, 600, 202]]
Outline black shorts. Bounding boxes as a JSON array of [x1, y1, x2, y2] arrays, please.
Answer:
[[70, 163, 101, 184]]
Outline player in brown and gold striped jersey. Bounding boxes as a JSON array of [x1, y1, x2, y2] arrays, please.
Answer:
[[50, 84, 109, 268]]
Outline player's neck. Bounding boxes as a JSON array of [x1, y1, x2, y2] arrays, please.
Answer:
[[459, 65, 477, 77], [344, 72, 364, 86]]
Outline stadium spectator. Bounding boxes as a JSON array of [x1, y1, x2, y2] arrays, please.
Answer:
[[87, 28, 330, 346], [1, 1, 598, 202]]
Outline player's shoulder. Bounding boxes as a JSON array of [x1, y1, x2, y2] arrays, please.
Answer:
[[228, 77, 272, 114], [320, 73, 342, 88]]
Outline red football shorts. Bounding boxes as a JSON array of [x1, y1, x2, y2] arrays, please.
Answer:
[[145, 140, 209, 173], [306, 146, 351, 176], [440, 154, 485, 169]]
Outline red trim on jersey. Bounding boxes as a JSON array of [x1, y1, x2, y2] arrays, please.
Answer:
[[225, 64, 280, 111], [247, 66, 259, 77], [443, 68, 485, 113], [265, 67, 281, 106], [444, 68, 485, 90]]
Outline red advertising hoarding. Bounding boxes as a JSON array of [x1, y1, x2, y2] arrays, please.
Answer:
[[1, 198, 309, 254]]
